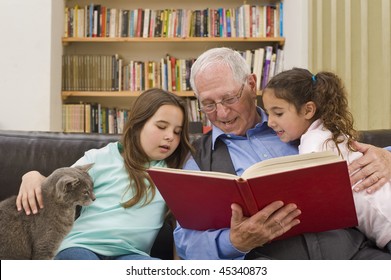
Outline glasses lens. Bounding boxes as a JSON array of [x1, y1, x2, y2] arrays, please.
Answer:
[[223, 96, 238, 105], [199, 84, 243, 113], [202, 104, 215, 113]]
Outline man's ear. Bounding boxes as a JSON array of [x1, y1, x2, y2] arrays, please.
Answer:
[[247, 74, 257, 92], [304, 101, 316, 119]]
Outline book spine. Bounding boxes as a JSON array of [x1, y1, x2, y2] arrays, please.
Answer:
[[235, 178, 258, 216], [279, 2, 284, 37], [261, 46, 273, 89]]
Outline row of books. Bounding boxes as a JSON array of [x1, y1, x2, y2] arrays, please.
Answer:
[[62, 98, 210, 134], [62, 46, 284, 92], [242, 47, 285, 90], [64, 3, 283, 39], [122, 57, 195, 92], [62, 54, 121, 92], [62, 103, 130, 134]]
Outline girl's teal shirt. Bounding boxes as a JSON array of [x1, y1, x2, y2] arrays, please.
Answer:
[[57, 142, 167, 256]]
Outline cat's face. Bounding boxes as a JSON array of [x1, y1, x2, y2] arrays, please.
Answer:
[[47, 164, 95, 206]]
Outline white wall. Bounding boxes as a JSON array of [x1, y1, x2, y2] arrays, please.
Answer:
[[284, 0, 309, 69], [0, 0, 62, 131], [0, 0, 308, 131]]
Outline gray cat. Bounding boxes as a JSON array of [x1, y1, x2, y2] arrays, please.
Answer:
[[0, 164, 95, 260]]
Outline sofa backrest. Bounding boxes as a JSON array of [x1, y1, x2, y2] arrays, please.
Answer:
[[1, 129, 390, 201], [0, 130, 120, 201], [359, 129, 391, 148], [1, 129, 391, 200]]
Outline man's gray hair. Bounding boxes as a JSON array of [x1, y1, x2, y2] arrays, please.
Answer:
[[190, 47, 251, 95]]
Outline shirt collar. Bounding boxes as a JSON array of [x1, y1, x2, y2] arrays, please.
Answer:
[[211, 107, 268, 150]]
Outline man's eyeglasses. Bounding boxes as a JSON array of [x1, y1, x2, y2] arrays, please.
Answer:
[[198, 84, 245, 114]]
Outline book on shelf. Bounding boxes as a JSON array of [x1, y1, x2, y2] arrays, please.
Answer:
[[261, 45, 273, 89], [100, 6, 106, 37], [154, 9, 163, 37], [108, 8, 115, 38], [147, 151, 358, 240], [268, 53, 277, 83], [274, 48, 284, 76], [278, 2, 284, 36], [120, 10, 129, 37], [142, 8, 151, 38], [254, 47, 265, 90]]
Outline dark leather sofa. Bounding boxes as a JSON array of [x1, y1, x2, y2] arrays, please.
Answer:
[[1, 129, 391, 259]]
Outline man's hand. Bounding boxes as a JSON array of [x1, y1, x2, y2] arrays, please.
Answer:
[[349, 141, 391, 193], [229, 201, 301, 252], [16, 171, 46, 215]]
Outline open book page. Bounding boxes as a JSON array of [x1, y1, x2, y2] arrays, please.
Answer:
[[242, 151, 344, 179], [147, 166, 239, 179]]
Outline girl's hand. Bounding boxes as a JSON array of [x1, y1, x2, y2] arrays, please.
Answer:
[[16, 171, 46, 215]]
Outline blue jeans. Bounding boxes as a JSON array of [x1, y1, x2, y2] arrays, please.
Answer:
[[54, 247, 160, 260]]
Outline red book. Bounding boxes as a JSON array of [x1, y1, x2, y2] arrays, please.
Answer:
[[136, 8, 144, 37], [147, 151, 358, 240], [100, 6, 106, 37], [170, 56, 177, 91]]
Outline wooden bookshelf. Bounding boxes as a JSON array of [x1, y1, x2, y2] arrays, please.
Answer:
[[62, 0, 285, 133]]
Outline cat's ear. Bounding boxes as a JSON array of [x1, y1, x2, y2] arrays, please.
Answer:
[[75, 163, 94, 172], [56, 175, 79, 199]]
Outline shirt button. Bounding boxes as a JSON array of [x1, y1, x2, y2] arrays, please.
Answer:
[[263, 154, 268, 158]]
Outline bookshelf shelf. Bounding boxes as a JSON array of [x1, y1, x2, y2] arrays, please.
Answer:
[[61, 90, 196, 99], [62, 37, 285, 46], [61, 90, 262, 99]]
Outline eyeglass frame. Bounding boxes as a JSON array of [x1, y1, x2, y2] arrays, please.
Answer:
[[197, 83, 245, 113]]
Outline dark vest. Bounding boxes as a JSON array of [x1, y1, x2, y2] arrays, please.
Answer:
[[192, 131, 236, 174]]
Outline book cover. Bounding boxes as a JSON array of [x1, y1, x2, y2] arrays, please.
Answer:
[[147, 151, 358, 240]]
